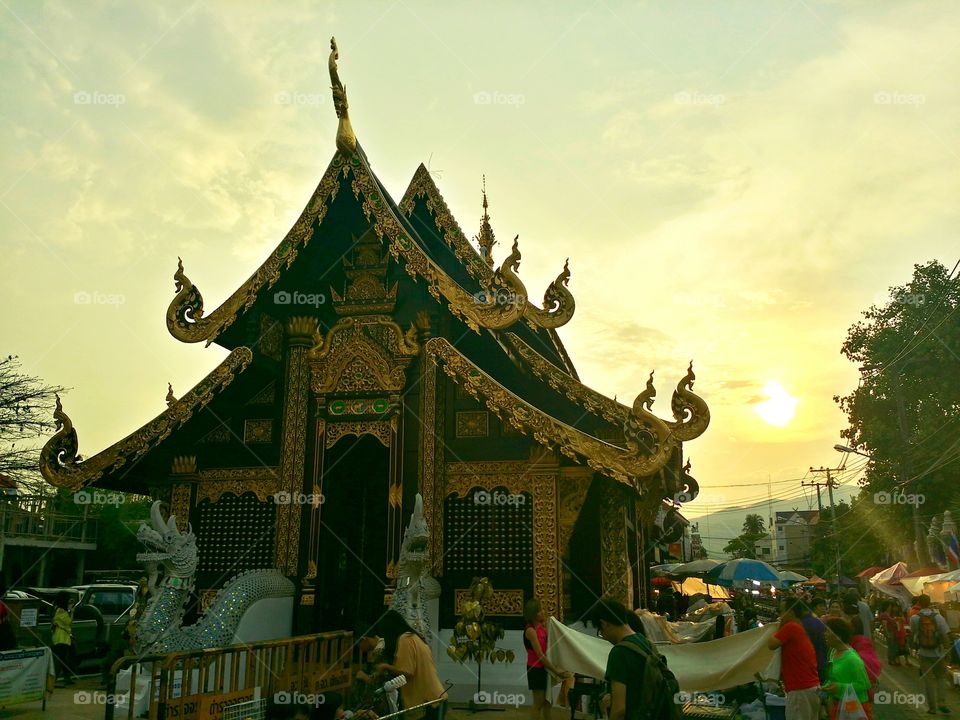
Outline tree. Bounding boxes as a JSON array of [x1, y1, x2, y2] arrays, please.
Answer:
[[834, 260, 960, 557], [0, 356, 65, 494], [809, 495, 889, 580], [742, 514, 766, 536], [722, 514, 768, 559]]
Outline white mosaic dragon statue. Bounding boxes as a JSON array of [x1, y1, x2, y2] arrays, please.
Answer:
[[134, 501, 293, 653], [390, 494, 441, 641]]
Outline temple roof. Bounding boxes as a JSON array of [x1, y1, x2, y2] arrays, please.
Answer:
[[40, 348, 253, 490], [40, 38, 709, 498]]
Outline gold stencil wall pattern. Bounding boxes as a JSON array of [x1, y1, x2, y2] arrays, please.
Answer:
[[275, 320, 314, 575], [445, 461, 560, 620]]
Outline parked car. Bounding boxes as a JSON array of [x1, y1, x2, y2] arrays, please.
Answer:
[[76, 583, 137, 625], [2, 590, 106, 672]]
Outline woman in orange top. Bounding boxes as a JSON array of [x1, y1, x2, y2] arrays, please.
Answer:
[[376, 611, 446, 720]]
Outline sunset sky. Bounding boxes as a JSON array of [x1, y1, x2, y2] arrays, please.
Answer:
[[2, 1, 957, 553]]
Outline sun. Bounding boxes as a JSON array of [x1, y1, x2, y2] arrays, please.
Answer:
[[753, 381, 798, 426]]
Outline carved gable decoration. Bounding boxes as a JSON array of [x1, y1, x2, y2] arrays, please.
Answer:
[[309, 315, 419, 395], [331, 227, 398, 315]]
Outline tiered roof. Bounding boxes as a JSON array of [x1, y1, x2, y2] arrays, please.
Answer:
[[40, 38, 708, 500]]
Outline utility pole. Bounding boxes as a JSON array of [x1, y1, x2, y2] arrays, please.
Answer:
[[801, 480, 825, 514], [810, 466, 844, 586]]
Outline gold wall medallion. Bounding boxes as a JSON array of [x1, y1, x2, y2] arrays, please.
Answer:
[[243, 419, 273, 444], [455, 410, 489, 438]]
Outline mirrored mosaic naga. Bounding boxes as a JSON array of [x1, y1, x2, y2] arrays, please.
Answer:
[[389, 494, 441, 641], [134, 501, 293, 653]]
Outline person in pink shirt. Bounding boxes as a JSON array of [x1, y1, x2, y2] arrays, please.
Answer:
[[523, 599, 571, 720]]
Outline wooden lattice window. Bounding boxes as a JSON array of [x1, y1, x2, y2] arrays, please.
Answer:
[[443, 490, 533, 574], [196, 493, 275, 572]]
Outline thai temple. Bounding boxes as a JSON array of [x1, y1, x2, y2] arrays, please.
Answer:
[[39, 39, 709, 637]]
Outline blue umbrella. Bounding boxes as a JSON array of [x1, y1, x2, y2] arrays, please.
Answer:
[[705, 559, 782, 587]]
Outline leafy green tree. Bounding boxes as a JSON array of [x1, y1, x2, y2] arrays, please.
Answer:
[[722, 514, 768, 559], [834, 260, 960, 560], [84, 494, 153, 575], [809, 495, 889, 579]]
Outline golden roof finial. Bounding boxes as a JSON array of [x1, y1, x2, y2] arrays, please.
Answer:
[[477, 175, 497, 268], [166, 383, 176, 407], [329, 37, 357, 156]]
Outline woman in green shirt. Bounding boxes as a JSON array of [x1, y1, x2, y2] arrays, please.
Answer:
[[821, 618, 872, 720]]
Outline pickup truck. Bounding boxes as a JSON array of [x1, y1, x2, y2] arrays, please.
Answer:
[[3, 591, 107, 672]]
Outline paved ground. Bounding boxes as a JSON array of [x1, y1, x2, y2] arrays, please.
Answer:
[[873, 657, 959, 719], [3, 659, 959, 720]]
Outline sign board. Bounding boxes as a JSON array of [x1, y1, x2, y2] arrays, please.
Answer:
[[0, 648, 53, 708], [17, 609, 37, 628]]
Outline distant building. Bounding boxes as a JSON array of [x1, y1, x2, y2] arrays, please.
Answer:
[[0, 493, 98, 587], [754, 510, 819, 568]]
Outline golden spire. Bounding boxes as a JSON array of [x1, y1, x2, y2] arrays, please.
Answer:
[[477, 175, 497, 268], [329, 37, 357, 156]]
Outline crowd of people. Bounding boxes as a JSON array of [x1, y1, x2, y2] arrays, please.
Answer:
[[764, 588, 955, 718]]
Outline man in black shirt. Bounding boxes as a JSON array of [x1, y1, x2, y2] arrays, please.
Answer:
[[589, 600, 657, 720]]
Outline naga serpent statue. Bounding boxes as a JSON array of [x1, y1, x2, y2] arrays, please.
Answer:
[[134, 501, 293, 653], [390, 494, 441, 641]]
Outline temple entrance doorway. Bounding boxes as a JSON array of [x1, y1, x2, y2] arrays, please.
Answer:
[[314, 433, 389, 632]]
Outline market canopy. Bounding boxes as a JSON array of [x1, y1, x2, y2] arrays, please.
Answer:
[[804, 575, 827, 586], [779, 570, 808, 584], [869, 562, 909, 586], [857, 565, 885, 578], [672, 559, 721, 577], [705, 559, 782, 587]]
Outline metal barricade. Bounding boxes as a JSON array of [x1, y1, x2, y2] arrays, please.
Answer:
[[104, 632, 352, 720]]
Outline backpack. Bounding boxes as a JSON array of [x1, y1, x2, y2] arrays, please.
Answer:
[[917, 614, 941, 650], [616, 638, 682, 720]]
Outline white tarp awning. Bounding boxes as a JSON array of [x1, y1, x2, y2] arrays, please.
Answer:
[[546, 617, 779, 692]]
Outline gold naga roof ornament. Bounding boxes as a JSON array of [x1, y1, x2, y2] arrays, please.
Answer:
[[425, 337, 677, 488], [39, 348, 253, 490], [329, 37, 357, 157], [524, 258, 575, 329], [166, 383, 176, 407], [504, 332, 709, 442]]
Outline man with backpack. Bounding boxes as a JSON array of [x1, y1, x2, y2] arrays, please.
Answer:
[[589, 599, 681, 720], [767, 597, 821, 720], [909, 594, 951, 715]]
